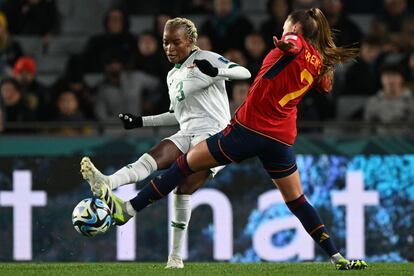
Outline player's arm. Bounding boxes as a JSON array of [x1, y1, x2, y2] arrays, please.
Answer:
[[194, 59, 251, 80], [118, 111, 178, 130], [178, 52, 251, 95]]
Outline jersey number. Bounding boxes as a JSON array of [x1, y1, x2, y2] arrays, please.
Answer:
[[176, 81, 185, 102], [278, 69, 314, 107]]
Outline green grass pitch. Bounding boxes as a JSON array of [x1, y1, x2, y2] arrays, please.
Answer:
[[0, 262, 413, 276]]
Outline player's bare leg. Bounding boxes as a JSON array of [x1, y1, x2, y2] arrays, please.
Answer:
[[186, 140, 221, 171], [166, 170, 210, 269], [273, 171, 367, 270]]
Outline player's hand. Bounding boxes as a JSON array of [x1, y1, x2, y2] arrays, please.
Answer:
[[118, 113, 143, 129], [273, 36, 297, 52], [194, 59, 218, 77]]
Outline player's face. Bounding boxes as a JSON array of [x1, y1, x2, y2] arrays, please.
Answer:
[[163, 26, 193, 64], [282, 18, 293, 36]]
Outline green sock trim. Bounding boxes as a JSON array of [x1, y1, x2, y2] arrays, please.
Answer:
[[171, 221, 186, 230]]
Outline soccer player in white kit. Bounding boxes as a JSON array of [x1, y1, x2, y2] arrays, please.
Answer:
[[80, 17, 250, 268]]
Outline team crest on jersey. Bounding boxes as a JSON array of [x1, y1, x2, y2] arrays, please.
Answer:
[[218, 56, 230, 64]]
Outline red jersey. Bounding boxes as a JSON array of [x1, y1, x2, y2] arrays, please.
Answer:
[[235, 33, 329, 145]]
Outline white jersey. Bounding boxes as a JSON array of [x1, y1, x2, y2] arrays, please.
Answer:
[[167, 50, 234, 135]]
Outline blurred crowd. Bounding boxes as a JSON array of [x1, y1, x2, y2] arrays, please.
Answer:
[[0, 0, 414, 136]]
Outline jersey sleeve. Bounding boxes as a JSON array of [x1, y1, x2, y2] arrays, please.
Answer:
[[201, 50, 251, 80], [196, 50, 237, 69], [280, 33, 303, 55], [142, 111, 178, 127]]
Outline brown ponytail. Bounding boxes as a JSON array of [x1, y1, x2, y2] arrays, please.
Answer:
[[289, 8, 359, 76]]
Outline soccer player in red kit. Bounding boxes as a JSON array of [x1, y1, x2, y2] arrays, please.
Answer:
[[95, 8, 368, 270], [235, 28, 326, 146]]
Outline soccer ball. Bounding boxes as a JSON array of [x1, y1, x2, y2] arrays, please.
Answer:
[[72, 198, 113, 237]]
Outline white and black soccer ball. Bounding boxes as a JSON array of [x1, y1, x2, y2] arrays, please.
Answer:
[[72, 198, 113, 237]]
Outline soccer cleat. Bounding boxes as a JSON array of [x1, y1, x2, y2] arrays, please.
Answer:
[[80, 157, 109, 197], [99, 182, 132, 225], [349, 259, 368, 270], [332, 258, 368, 270], [165, 255, 184, 269], [333, 257, 351, 270], [81, 157, 131, 225]]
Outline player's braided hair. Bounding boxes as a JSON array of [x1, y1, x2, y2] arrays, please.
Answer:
[[289, 8, 359, 76], [165, 17, 200, 50]]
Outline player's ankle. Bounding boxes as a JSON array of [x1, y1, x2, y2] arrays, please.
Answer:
[[330, 252, 346, 263], [169, 253, 182, 259], [108, 178, 118, 190], [125, 201, 137, 216]]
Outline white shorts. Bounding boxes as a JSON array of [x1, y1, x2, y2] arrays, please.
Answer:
[[164, 130, 225, 177]]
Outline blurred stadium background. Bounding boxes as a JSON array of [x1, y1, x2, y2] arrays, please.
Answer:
[[0, 0, 414, 266]]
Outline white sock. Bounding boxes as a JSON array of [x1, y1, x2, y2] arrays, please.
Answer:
[[331, 252, 345, 263], [170, 194, 192, 258], [125, 201, 137, 216], [108, 153, 157, 189]]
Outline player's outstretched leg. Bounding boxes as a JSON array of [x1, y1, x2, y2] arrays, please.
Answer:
[[80, 157, 110, 196], [108, 153, 158, 190]]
